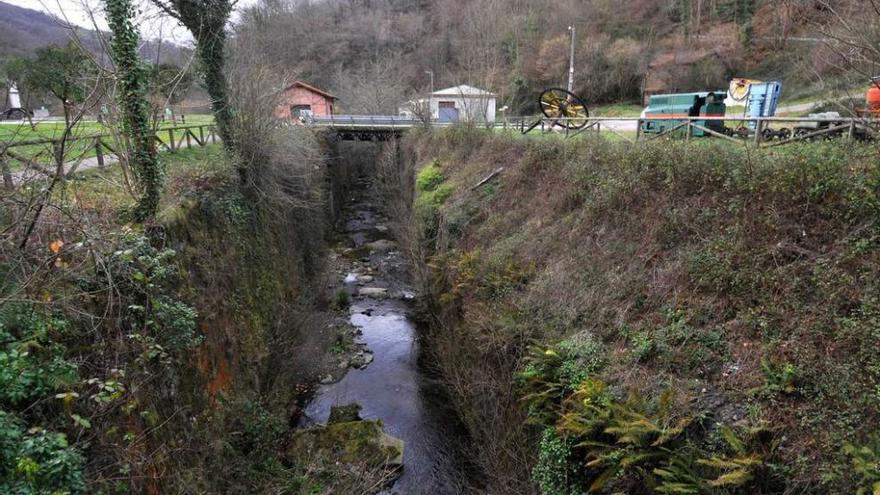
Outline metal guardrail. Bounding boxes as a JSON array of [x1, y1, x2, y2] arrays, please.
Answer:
[[307, 115, 429, 128]]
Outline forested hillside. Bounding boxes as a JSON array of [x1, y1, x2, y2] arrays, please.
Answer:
[[234, 0, 868, 114], [0, 2, 190, 69]]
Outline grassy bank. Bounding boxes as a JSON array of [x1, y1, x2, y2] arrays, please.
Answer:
[[397, 128, 880, 494]]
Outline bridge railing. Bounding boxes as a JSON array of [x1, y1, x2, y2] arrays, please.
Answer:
[[308, 115, 426, 128]]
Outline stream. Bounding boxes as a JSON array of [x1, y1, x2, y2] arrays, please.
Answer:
[[302, 180, 468, 494]]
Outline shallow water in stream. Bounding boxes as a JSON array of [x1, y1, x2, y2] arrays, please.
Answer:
[[301, 183, 467, 494]]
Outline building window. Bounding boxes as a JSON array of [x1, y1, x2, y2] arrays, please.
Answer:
[[291, 104, 312, 119]]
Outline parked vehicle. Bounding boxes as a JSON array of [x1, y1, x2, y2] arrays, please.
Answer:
[[640, 91, 727, 136]]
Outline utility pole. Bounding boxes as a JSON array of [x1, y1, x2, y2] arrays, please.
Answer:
[[425, 70, 434, 95], [567, 25, 576, 93]]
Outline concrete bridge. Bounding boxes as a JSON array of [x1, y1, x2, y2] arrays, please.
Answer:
[[307, 116, 427, 141]]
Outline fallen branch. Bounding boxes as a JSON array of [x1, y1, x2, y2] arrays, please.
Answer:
[[471, 167, 504, 191]]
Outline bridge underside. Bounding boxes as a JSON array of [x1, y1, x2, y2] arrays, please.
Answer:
[[319, 128, 406, 141]]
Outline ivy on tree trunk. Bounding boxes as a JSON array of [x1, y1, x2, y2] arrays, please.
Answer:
[[104, 0, 164, 221], [151, 0, 238, 179]]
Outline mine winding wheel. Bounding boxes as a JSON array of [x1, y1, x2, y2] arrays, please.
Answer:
[[539, 87, 589, 129]]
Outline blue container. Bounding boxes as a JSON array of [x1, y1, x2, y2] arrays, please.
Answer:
[[746, 81, 782, 129]]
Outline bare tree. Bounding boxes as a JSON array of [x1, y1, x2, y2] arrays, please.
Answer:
[[333, 58, 408, 115]]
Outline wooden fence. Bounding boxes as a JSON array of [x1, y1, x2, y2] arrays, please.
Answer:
[[1, 124, 218, 189]]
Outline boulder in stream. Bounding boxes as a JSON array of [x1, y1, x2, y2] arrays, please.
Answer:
[[351, 351, 374, 369], [366, 239, 397, 252], [329, 403, 362, 424], [288, 420, 405, 479], [358, 287, 388, 299]]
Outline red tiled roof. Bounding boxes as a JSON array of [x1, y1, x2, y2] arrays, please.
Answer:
[[284, 80, 338, 100]]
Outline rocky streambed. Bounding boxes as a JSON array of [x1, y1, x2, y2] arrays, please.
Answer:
[[299, 179, 468, 494]]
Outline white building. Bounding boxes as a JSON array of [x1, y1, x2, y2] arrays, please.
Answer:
[[399, 84, 497, 124]]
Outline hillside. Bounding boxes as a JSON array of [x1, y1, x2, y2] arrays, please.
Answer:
[[233, 0, 868, 114], [0, 1, 191, 68], [0, 1, 77, 57]]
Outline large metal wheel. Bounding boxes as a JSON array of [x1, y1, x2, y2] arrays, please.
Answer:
[[539, 88, 589, 129]]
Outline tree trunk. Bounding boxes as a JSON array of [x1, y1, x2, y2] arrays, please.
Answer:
[[197, 29, 236, 157], [105, 0, 163, 221]]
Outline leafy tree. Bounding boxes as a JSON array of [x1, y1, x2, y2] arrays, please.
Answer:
[[19, 43, 91, 125], [150, 62, 194, 105]]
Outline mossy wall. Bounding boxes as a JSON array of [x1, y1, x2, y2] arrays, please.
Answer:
[[151, 148, 361, 492]]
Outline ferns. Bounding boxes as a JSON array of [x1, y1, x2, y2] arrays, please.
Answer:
[[522, 346, 777, 494], [843, 438, 880, 495]]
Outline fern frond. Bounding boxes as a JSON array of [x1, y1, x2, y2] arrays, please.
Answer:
[[706, 468, 754, 487], [718, 424, 745, 454]]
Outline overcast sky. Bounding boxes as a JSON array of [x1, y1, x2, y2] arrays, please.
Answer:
[[4, 0, 255, 45]]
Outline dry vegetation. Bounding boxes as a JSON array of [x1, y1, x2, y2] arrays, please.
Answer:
[[232, 0, 873, 114], [388, 128, 880, 494]]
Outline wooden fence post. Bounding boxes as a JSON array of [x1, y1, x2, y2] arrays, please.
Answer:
[[754, 119, 763, 146], [53, 142, 63, 174], [185, 129, 192, 149], [848, 120, 855, 141], [199, 126, 205, 145], [1, 153, 12, 189], [168, 128, 176, 152], [636, 119, 641, 141], [95, 139, 104, 169]]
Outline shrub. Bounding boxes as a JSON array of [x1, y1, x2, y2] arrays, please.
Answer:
[[843, 438, 880, 495], [416, 160, 445, 192], [415, 162, 453, 244], [760, 357, 799, 396], [0, 311, 78, 406], [531, 428, 580, 495], [0, 410, 86, 495], [556, 333, 606, 389], [334, 289, 351, 310]]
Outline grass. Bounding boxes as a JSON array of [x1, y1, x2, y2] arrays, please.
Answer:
[[590, 103, 643, 117], [0, 115, 216, 171], [0, 114, 214, 141], [63, 144, 228, 213]]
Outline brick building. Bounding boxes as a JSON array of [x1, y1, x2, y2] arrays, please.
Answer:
[[275, 81, 337, 121]]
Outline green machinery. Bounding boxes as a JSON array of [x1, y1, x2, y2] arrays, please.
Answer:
[[640, 91, 727, 136]]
